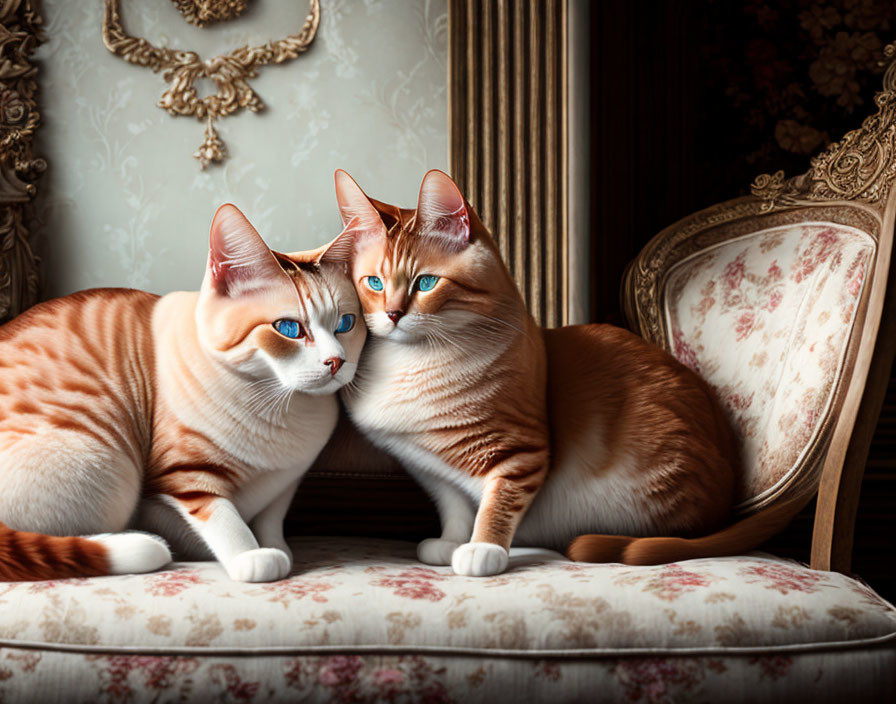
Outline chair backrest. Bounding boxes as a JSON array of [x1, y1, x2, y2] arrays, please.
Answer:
[[622, 44, 896, 572]]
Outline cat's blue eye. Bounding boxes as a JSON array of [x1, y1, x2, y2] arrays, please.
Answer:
[[366, 276, 384, 292], [416, 275, 439, 292], [273, 319, 304, 339], [335, 313, 355, 334]]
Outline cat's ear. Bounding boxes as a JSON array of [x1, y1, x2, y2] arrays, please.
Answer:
[[284, 219, 359, 267], [206, 204, 286, 297], [415, 169, 470, 248], [334, 170, 385, 232], [322, 169, 388, 263]]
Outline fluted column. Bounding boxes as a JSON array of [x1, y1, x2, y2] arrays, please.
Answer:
[[449, 0, 568, 327]]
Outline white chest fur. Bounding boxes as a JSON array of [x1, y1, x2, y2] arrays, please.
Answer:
[[163, 368, 339, 476], [347, 337, 502, 428], [343, 337, 499, 499]]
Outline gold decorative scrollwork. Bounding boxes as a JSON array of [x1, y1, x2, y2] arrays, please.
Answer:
[[102, 0, 320, 169], [628, 41, 896, 356], [0, 0, 44, 324], [171, 0, 251, 27], [623, 197, 767, 346], [752, 42, 896, 212]]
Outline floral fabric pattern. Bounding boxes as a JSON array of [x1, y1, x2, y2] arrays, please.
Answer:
[[0, 537, 894, 703], [0, 538, 893, 702], [0, 538, 893, 654], [0, 648, 894, 704], [663, 222, 875, 503]]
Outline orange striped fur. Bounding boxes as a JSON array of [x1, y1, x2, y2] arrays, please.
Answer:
[[325, 170, 789, 576], [0, 525, 109, 581], [0, 204, 365, 582]]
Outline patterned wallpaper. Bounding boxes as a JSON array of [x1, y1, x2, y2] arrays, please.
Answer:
[[35, 0, 448, 296]]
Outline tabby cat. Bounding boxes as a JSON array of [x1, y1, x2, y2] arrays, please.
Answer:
[[0, 204, 365, 582], [310, 169, 800, 577]]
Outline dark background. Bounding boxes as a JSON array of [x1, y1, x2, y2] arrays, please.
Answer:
[[292, 0, 896, 602], [586, 0, 896, 601]]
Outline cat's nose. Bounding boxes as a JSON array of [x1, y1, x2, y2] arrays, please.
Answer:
[[324, 357, 344, 376], [387, 310, 404, 324]]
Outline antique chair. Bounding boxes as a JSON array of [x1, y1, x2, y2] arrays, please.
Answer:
[[2, 34, 896, 704]]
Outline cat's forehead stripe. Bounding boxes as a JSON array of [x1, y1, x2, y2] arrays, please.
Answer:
[[290, 270, 310, 319], [290, 266, 349, 323], [382, 228, 420, 280]]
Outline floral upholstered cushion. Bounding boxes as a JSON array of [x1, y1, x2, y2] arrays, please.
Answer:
[[0, 538, 893, 703], [663, 222, 875, 506], [0, 647, 892, 704]]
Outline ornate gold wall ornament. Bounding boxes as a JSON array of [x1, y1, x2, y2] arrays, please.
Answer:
[[171, 0, 251, 27], [102, 0, 320, 169], [0, 0, 45, 324], [752, 42, 896, 212]]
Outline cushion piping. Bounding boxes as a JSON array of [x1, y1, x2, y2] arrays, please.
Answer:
[[0, 629, 893, 659]]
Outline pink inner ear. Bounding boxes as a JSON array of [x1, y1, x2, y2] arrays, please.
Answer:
[[334, 170, 382, 230], [332, 170, 389, 255], [319, 217, 362, 263], [208, 204, 285, 297], [286, 217, 361, 267], [416, 170, 470, 245]]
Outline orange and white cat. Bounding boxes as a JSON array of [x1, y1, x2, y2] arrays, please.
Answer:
[[0, 204, 365, 582], [315, 169, 799, 577]]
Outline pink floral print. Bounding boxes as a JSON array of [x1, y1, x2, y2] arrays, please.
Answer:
[[613, 657, 709, 702], [207, 664, 260, 701], [143, 568, 208, 597], [367, 567, 449, 602], [790, 227, 840, 283], [664, 223, 874, 501], [258, 578, 334, 607], [284, 654, 453, 704], [87, 654, 200, 703], [739, 563, 824, 595], [0, 538, 892, 702], [614, 564, 717, 602]]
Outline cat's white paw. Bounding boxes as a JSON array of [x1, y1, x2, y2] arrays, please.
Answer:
[[272, 541, 293, 566], [92, 532, 172, 575], [417, 538, 460, 565], [257, 536, 293, 565], [451, 542, 509, 577], [252, 523, 293, 564], [226, 548, 291, 583]]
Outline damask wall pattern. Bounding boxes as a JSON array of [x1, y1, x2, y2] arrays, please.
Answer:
[[35, 0, 448, 296]]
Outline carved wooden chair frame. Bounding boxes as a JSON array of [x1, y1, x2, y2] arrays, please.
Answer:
[[622, 44, 896, 575]]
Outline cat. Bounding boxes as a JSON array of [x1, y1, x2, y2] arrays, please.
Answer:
[[0, 204, 365, 582], [306, 168, 802, 577]]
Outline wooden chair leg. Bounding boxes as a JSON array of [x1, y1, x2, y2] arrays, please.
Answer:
[[811, 280, 896, 573]]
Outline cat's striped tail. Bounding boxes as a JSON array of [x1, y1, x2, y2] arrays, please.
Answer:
[[0, 522, 171, 581], [566, 497, 808, 566]]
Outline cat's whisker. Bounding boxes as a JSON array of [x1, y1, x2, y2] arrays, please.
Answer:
[[243, 382, 283, 408], [275, 387, 294, 419], [242, 377, 297, 422], [476, 312, 528, 338], [425, 327, 464, 355], [243, 378, 282, 397], [243, 379, 283, 401]]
